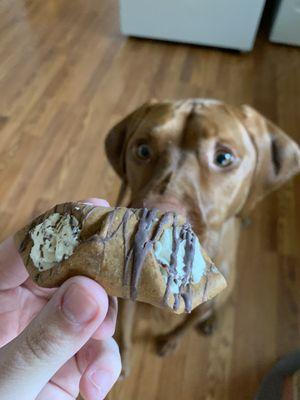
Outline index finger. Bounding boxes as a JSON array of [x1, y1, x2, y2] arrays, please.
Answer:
[[0, 236, 28, 290]]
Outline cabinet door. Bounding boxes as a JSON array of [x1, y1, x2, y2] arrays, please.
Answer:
[[270, 0, 300, 46], [120, 0, 266, 51]]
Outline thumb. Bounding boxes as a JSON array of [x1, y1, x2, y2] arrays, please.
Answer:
[[0, 276, 109, 400]]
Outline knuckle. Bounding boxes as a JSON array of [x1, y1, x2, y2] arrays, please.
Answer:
[[22, 320, 60, 362]]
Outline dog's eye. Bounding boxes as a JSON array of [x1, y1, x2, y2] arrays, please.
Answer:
[[214, 149, 235, 168], [135, 144, 152, 161]]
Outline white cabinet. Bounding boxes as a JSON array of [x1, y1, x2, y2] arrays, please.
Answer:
[[270, 0, 300, 46], [119, 0, 267, 51]]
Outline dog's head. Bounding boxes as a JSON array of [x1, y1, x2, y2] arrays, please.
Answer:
[[105, 99, 300, 239]]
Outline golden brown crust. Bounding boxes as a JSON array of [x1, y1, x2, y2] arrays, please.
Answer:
[[14, 202, 227, 314]]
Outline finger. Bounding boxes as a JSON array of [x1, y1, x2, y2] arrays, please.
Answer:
[[37, 334, 121, 400], [22, 277, 57, 299], [0, 276, 109, 400], [78, 338, 121, 400], [92, 296, 118, 340], [81, 198, 110, 207], [0, 236, 28, 290], [36, 383, 74, 400], [36, 356, 81, 400], [0, 286, 47, 346]]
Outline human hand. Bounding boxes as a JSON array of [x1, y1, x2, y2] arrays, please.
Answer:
[[0, 198, 121, 400]]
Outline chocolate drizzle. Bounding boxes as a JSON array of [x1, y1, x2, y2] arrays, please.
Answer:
[[76, 205, 197, 311], [162, 218, 196, 313], [163, 215, 180, 307], [128, 209, 173, 300], [113, 207, 196, 312], [130, 209, 157, 299], [122, 210, 132, 287], [180, 228, 196, 312], [92, 208, 174, 302]]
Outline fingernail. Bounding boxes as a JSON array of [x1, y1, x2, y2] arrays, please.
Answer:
[[61, 284, 98, 324], [90, 369, 111, 397]]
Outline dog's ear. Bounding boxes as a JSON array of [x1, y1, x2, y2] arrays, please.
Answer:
[[239, 105, 300, 214], [105, 100, 157, 178]]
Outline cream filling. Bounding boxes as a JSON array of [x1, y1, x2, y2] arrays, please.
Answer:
[[154, 227, 205, 294], [30, 213, 81, 271]]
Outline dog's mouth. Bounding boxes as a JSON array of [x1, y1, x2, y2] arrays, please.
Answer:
[[131, 196, 187, 219], [130, 195, 206, 245], [142, 199, 187, 218], [131, 196, 197, 231]]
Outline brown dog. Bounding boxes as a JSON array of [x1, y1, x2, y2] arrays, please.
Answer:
[[105, 99, 300, 377]]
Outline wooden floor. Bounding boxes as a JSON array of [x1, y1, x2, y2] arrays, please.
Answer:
[[1, 1, 300, 399]]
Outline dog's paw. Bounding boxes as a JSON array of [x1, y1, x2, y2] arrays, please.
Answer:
[[195, 315, 217, 336], [156, 334, 181, 357]]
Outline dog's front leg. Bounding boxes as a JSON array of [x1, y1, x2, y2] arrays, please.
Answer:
[[156, 301, 214, 357], [115, 299, 136, 378]]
